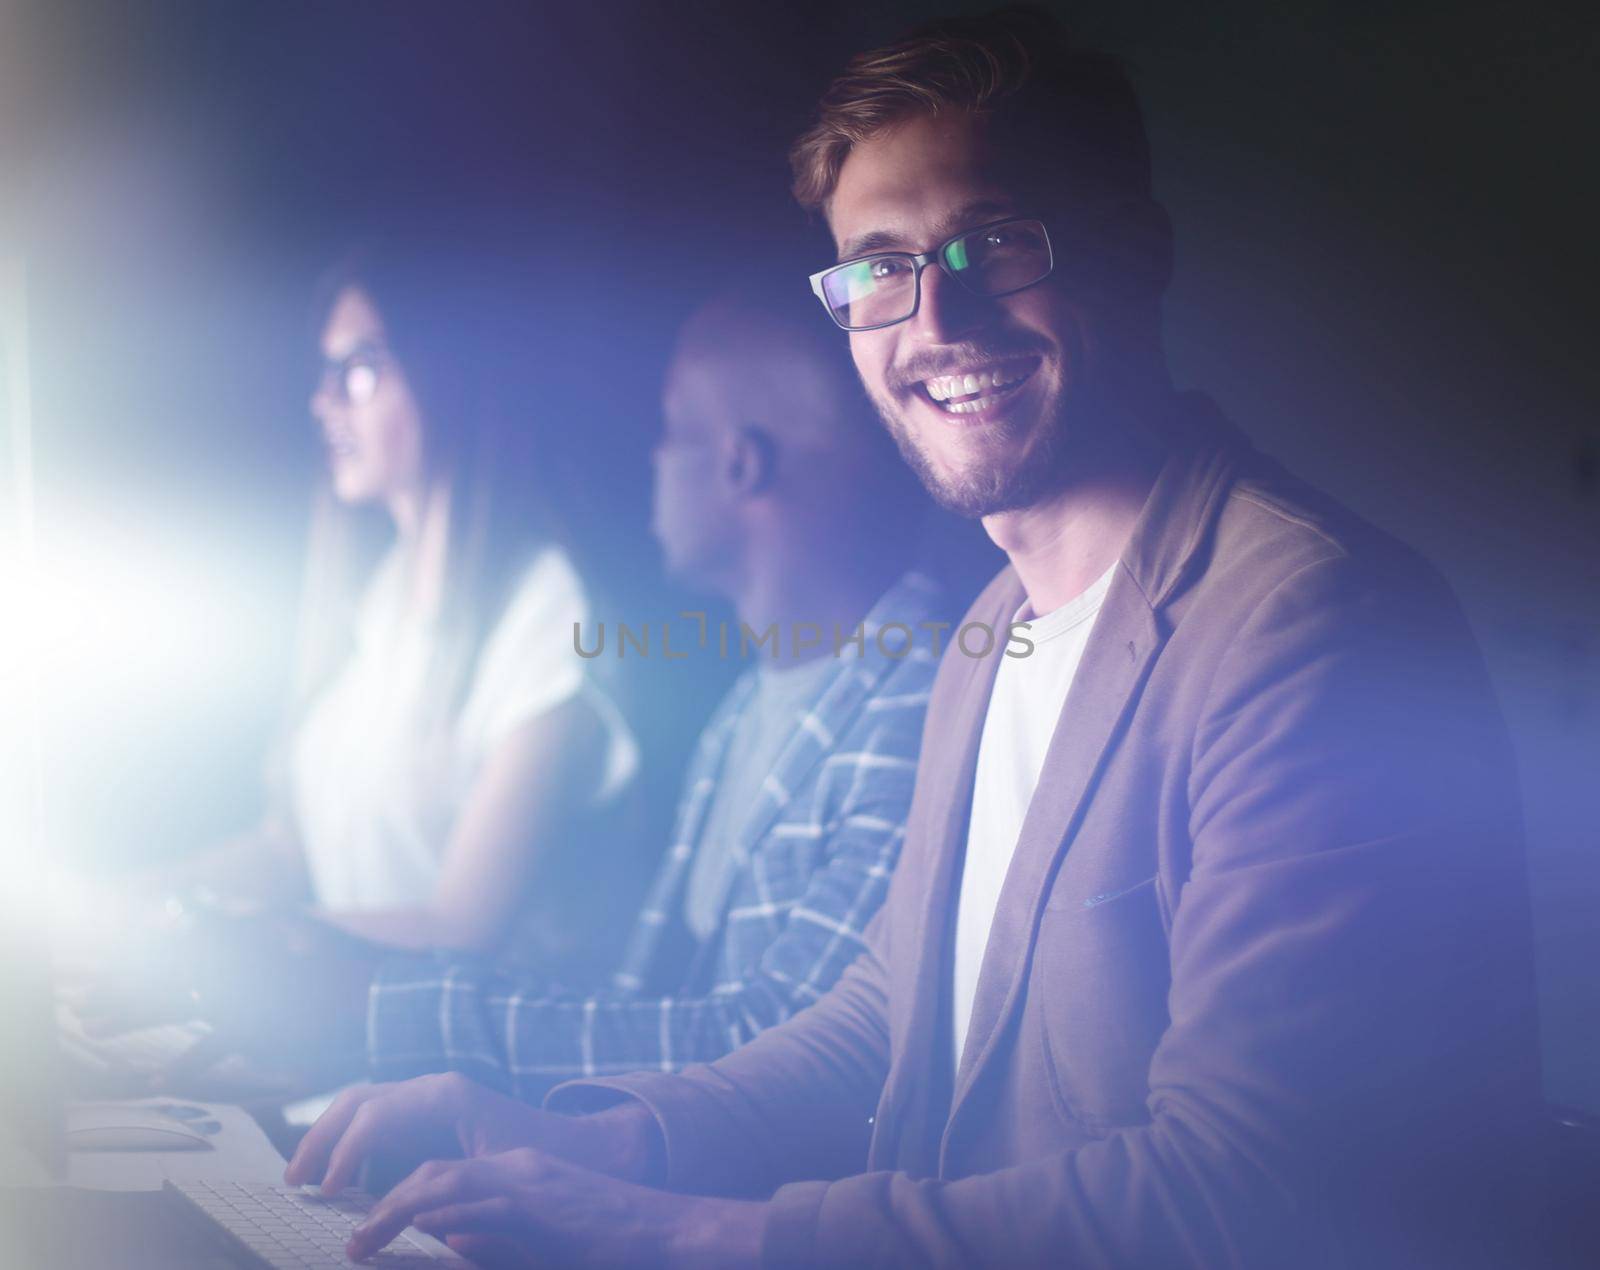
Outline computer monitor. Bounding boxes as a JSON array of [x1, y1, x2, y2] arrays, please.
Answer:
[[0, 255, 63, 1182], [0, 923, 64, 1182]]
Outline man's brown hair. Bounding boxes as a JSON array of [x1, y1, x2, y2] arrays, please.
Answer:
[[790, 6, 1152, 216]]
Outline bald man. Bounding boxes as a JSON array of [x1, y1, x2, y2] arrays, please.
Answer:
[[342, 283, 954, 1108]]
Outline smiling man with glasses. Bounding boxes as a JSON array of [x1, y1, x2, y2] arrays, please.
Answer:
[[294, 10, 1541, 1267]]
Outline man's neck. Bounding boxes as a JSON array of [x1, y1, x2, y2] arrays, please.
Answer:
[[729, 530, 908, 671], [983, 391, 1172, 615]]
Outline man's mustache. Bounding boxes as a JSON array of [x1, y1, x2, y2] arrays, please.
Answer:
[[886, 340, 1049, 393]]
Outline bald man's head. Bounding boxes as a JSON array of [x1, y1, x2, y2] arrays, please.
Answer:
[[670, 287, 871, 455], [652, 281, 920, 590]]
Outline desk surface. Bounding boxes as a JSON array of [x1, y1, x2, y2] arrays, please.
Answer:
[[4, 1099, 286, 1193]]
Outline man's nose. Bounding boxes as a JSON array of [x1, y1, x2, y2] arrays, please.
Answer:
[[910, 264, 989, 343]]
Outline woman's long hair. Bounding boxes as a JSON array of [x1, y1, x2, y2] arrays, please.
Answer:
[[290, 238, 571, 733]]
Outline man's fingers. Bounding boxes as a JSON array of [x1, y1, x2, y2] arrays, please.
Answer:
[[412, 1197, 521, 1237], [445, 1233, 534, 1270], [283, 1084, 379, 1186], [319, 1096, 413, 1195], [347, 1159, 477, 1262], [286, 1073, 474, 1190]]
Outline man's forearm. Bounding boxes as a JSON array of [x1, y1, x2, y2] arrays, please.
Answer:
[[547, 947, 892, 1197], [668, 1196, 767, 1269], [575, 1101, 668, 1186]]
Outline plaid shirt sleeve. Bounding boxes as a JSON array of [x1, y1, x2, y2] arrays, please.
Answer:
[[366, 655, 930, 1103]]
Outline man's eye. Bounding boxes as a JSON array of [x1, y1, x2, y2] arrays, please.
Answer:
[[869, 258, 910, 281]]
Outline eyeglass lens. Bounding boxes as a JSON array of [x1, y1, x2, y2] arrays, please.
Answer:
[[341, 358, 379, 404], [318, 349, 381, 405], [821, 219, 1051, 330]]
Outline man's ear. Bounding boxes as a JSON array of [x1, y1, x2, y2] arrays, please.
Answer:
[[726, 424, 778, 496]]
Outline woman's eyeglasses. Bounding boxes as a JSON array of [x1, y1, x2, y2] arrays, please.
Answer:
[[315, 344, 387, 406]]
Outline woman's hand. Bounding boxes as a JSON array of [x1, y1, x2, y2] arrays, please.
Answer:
[[343, 1147, 764, 1269], [72, 902, 378, 1088], [285, 1072, 665, 1195]]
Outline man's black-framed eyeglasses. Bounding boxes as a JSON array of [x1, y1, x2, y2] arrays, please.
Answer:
[[808, 216, 1054, 332]]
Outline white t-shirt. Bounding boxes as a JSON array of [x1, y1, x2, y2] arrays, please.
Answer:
[[289, 544, 637, 910], [951, 563, 1117, 1072]]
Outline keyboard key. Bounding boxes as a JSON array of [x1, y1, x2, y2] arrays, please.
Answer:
[[170, 1179, 468, 1266]]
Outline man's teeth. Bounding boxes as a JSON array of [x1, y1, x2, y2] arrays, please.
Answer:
[[923, 366, 1030, 403], [941, 395, 999, 414]]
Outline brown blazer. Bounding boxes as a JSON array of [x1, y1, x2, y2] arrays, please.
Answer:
[[553, 397, 1543, 1269]]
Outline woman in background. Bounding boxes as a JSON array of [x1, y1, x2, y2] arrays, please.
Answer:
[[160, 241, 638, 967]]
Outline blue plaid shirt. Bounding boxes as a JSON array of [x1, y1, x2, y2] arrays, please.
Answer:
[[367, 571, 949, 1100]]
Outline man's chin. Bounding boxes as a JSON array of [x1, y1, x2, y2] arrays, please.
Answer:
[[892, 432, 1063, 520], [926, 471, 1053, 519], [878, 394, 1070, 519]]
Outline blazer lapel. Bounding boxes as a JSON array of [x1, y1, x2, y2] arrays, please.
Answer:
[[944, 576, 1164, 1135], [873, 575, 1023, 1174]]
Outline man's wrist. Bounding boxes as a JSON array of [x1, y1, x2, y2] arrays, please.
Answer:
[[585, 1101, 668, 1186], [667, 1196, 767, 1269]]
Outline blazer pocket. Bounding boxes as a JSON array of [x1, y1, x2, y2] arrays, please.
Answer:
[[1036, 876, 1170, 1131]]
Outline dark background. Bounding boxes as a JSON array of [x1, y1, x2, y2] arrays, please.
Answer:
[[2, 1, 1595, 1108]]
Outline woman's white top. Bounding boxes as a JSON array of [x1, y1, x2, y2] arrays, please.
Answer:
[[288, 544, 637, 910]]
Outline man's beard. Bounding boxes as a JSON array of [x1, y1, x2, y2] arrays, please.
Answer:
[[871, 388, 1073, 520]]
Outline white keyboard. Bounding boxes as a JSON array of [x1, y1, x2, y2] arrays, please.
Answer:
[[169, 1179, 468, 1268], [57, 1008, 212, 1075]]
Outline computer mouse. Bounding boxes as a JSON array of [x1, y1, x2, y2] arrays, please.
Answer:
[[65, 1105, 214, 1152]]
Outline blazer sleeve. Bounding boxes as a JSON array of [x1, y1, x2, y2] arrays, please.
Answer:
[[546, 912, 894, 1198], [749, 553, 1540, 1268]]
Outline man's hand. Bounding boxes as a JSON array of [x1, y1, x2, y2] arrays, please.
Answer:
[[284, 1072, 665, 1194], [343, 1147, 764, 1269]]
